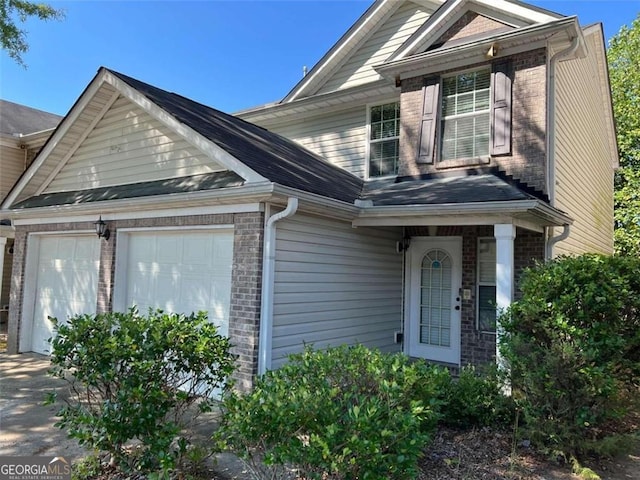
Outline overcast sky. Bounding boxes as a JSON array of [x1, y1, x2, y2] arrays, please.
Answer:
[[1, 0, 638, 116]]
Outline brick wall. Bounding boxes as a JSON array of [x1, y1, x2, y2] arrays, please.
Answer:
[[399, 48, 548, 194], [7, 212, 265, 391], [436, 12, 509, 46]]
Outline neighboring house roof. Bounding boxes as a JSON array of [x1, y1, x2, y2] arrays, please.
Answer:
[[0, 100, 61, 135], [108, 70, 365, 205]]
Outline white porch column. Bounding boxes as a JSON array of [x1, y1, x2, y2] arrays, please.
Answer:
[[494, 224, 516, 369]]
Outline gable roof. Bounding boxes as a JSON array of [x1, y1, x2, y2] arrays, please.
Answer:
[[387, 0, 562, 62], [3, 68, 364, 209], [283, 0, 444, 102], [280, 0, 567, 104], [0, 99, 61, 136]]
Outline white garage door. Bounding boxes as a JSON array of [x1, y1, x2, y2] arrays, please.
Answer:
[[123, 230, 233, 335], [29, 235, 100, 354]]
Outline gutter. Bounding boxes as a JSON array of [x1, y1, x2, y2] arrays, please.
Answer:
[[546, 33, 582, 203], [258, 197, 299, 375]]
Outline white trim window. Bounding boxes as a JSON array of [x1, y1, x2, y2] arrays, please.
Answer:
[[440, 68, 491, 161], [368, 101, 400, 177], [477, 237, 497, 333]]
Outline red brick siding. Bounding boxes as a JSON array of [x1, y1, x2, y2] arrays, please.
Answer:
[[436, 11, 510, 46]]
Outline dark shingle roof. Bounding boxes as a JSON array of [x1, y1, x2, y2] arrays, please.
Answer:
[[109, 69, 364, 204], [362, 173, 537, 206], [0, 100, 62, 135], [11, 171, 244, 209]]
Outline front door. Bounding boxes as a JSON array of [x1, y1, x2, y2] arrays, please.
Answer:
[[405, 237, 462, 365]]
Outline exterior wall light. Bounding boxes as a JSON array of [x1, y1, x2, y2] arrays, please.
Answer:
[[94, 216, 110, 240]]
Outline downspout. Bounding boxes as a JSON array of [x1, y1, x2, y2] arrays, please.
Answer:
[[546, 34, 580, 260], [546, 224, 570, 259], [546, 34, 581, 203], [258, 197, 299, 375]]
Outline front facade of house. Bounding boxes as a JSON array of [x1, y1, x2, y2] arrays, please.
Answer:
[[1, 0, 616, 390]]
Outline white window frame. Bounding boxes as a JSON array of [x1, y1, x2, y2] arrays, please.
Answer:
[[477, 236, 497, 333], [439, 67, 491, 163], [366, 99, 400, 179]]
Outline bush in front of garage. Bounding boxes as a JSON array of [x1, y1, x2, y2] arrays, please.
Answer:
[[46, 308, 235, 475]]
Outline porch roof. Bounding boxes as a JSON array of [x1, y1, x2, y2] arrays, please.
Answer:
[[361, 171, 541, 206]]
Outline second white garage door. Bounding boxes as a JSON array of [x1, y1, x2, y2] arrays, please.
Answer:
[[119, 229, 234, 335]]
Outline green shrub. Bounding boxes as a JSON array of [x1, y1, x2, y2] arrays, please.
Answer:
[[214, 345, 447, 480], [441, 365, 514, 428], [499, 254, 640, 455], [47, 308, 235, 475]]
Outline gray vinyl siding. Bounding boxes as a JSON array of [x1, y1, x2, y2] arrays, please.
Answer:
[[553, 30, 615, 255], [316, 1, 431, 95], [44, 97, 225, 193], [269, 106, 368, 178], [271, 214, 403, 369], [0, 145, 24, 201]]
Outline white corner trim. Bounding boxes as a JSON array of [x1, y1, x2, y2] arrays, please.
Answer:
[[103, 71, 267, 185]]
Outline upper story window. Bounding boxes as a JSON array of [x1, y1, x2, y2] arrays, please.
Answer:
[[368, 101, 400, 177], [440, 69, 491, 161], [417, 61, 511, 165]]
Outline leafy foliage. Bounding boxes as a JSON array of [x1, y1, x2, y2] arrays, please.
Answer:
[[440, 365, 514, 429], [499, 254, 640, 455], [47, 308, 235, 475], [0, 0, 64, 66], [609, 14, 640, 256], [215, 345, 446, 480]]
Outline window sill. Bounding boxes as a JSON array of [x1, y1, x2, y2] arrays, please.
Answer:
[[436, 156, 490, 169]]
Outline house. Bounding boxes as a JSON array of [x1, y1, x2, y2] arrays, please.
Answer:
[[0, 0, 616, 390], [0, 100, 60, 330]]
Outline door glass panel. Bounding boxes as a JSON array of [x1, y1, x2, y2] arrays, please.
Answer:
[[420, 249, 452, 347]]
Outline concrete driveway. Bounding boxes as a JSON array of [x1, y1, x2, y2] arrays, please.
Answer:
[[0, 352, 247, 478], [0, 353, 88, 459]]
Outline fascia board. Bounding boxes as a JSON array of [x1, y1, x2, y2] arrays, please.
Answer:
[[354, 200, 573, 226], [376, 17, 578, 80], [237, 79, 397, 125], [103, 71, 267, 185], [0, 69, 110, 211]]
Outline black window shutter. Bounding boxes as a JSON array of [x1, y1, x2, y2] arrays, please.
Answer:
[[490, 61, 512, 156], [417, 77, 440, 164]]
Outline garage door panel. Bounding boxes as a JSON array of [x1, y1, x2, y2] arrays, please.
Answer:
[[124, 230, 233, 336], [29, 235, 100, 354]]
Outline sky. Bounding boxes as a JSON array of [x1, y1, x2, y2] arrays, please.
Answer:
[[0, 0, 638, 118]]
